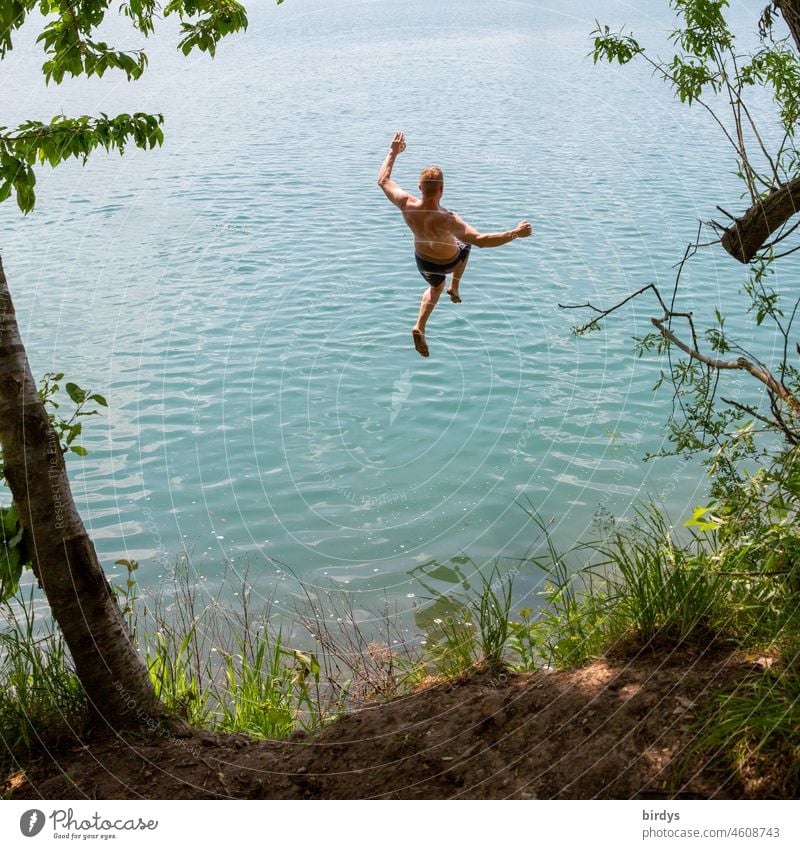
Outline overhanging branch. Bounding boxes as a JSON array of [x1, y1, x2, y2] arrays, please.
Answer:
[[721, 176, 800, 263]]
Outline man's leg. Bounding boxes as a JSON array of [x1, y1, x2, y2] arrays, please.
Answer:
[[447, 253, 470, 304], [412, 280, 444, 357]]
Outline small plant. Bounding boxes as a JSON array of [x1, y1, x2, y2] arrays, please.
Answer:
[[36, 372, 107, 460], [0, 504, 26, 603], [217, 636, 321, 738], [422, 612, 480, 679], [469, 562, 514, 670], [145, 625, 209, 725], [133, 560, 330, 738], [0, 588, 86, 759], [509, 509, 612, 669], [532, 557, 611, 669], [596, 506, 727, 647], [507, 607, 543, 669], [418, 561, 516, 677], [112, 558, 140, 638], [681, 633, 800, 797], [1, 371, 109, 603]]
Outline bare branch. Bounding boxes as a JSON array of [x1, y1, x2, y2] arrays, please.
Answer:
[[651, 315, 800, 417], [558, 283, 670, 334]]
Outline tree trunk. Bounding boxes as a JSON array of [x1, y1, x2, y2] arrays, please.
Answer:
[[721, 176, 800, 263], [777, 0, 800, 53], [0, 254, 163, 731]]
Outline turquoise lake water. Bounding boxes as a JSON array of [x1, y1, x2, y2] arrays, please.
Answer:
[[0, 1, 784, 620]]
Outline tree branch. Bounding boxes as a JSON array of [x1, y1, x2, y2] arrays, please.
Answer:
[[651, 315, 800, 418], [559, 284, 671, 334], [721, 176, 800, 263]]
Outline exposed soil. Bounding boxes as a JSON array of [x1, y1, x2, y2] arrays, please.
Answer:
[[3, 645, 774, 800]]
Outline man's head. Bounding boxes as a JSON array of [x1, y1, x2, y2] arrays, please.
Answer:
[[419, 166, 444, 199]]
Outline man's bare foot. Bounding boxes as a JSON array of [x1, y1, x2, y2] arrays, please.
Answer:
[[412, 328, 429, 357], [447, 288, 461, 304]]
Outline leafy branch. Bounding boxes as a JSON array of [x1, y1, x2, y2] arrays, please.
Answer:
[[0, 0, 269, 215], [591, 0, 800, 261], [0, 113, 164, 212]]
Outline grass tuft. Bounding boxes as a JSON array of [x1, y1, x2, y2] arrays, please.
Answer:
[[0, 587, 86, 769]]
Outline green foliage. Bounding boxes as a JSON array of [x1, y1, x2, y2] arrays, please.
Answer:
[[506, 607, 542, 669], [0, 0, 285, 215], [582, 3, 800, 478], [0, 504, 25, 603], [217, 637, 320, 738], [419, 562, 516, 677], [111, 558, 140, 638], [146, 624, 210, 723], [0, 113, 164, 213], [684, 445, 800, 623], [422, 613, 480, 680], [741, 44, 800, 138], [683, 634, 800, 796], [591, 23, 642, 65], [523, 558, 610, 670], [0, 587, 87, 756], [37, 18, 148, 85], [0, 371, 110, 600], [144, 615, 323, 737], [37, 371, 108, 458], [502, 509, 612, 669], [0, 0, 36, 59], [596, 507, 726, 645], [128, 559, 328, 738], [164, 0, 251, 57], [469, 562, 514, 669], [591, 0, 800, 194], [508, 493, 800, 672]]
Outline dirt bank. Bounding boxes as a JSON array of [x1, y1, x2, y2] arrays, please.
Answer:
[[4, 645, 772, 800]]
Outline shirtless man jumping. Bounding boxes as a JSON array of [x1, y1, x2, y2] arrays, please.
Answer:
[[377, 131, 532, 357]]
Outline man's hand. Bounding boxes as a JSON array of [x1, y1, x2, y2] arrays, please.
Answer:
[[390, 131, 406, 155], [378, 133, 411, 208], [514, 220, 533, 238]]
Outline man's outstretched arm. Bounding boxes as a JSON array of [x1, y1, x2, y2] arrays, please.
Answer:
[[378, 131, 412, 209], [449, 213, 532, 248]]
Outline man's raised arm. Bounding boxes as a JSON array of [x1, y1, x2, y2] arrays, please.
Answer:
[[449, 213, 533, 248], [378, 131, 412, 209]]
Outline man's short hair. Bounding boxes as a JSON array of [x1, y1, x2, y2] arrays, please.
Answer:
[[419, 166, 444, 198]]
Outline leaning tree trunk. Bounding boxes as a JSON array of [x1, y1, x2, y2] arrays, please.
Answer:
[[721, 176, 800, 264], [0, 254, 162, 730], [777, 0, 800, 53]]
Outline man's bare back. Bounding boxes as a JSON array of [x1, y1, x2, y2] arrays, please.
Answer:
[[377, 131, 532, 357], [401, 202, 465, 262]]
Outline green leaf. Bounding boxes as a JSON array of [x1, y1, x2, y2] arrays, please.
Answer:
[[70, 445, 88, 456], [65, 382, 89, 404], [0, 503, 27, 603], [684, 505, 721, 532]]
